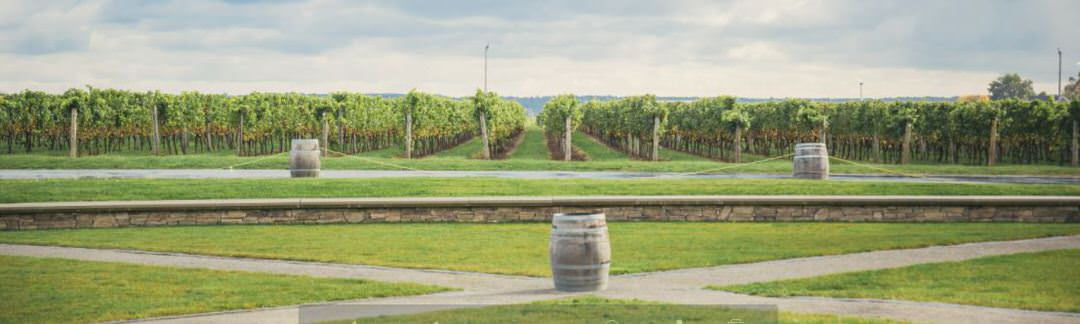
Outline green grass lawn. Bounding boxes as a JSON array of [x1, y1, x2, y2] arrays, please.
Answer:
[[0, 177, 1077, 203], [571, 131, 628, 160], [658, 147, 713, 161], [3, 149, 1079, 176], [508, 127, 551, 160], [2, 223, 1075, 277], [0, 255, 450, 323], [712, 249, 1080, 313], [340, 296, 903, 324], [352, 145, 404, 158], [430, 137, 484, 159]]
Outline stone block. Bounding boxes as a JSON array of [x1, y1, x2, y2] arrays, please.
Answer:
[[812, 207, 830, 220], [344, 210, 369, 223], [221, 211, 246, 224], [195, 211, 221, 225], [74, 214, 94, 228], [665, 206, 701, 221], [129, 212, 153, 226], [968, 207, 996, 219], [17, 216, 37, 230], [92, 215, 117, 228], [602, 207, 633, 221], [774, 207, 807, 221], [515, 207, 544, 221], [641, 206, 665, 220], [754, 207, 778, 217], [492, 207, 522, 222], [470, 208, 498, 222], [36, 214, 76, 229], [715, 206, 732, 220], [730, 206, 754, 221]]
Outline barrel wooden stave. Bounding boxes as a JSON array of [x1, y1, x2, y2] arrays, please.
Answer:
[[289, 139, 321, 178], [793, 143, 829, 180], [550, 212, 611, 292]]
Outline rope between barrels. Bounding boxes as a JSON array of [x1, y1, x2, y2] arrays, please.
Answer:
[[827, 155, 930, 179], [675, 153, 795, 176], [221, 151, 288, 170], [325, 149, 427, 172]]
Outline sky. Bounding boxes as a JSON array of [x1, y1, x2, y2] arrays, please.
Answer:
[[1, 0, 1078, 98]]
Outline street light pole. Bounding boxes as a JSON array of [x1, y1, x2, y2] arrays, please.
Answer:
[[484, 43, 489, 92], [1058, 48, 1063, 98]]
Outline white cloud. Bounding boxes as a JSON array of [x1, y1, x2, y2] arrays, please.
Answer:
[[725, 42, 786, 61], [1, 0, 1078, 97]]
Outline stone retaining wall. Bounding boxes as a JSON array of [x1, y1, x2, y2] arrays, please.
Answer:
[[1, 196, 1076, 230]]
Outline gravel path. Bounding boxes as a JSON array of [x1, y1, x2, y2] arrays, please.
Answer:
[[2, 235, 1078, 323], [2, 169, 1078, 184]]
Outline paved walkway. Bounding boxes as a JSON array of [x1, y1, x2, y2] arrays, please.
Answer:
[[2, 235, 1079, 324], [3, 169, 1078, 184]]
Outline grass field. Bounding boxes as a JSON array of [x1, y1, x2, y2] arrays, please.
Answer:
[[340, 296, 903, 324], [2, 223, 1076, 277], [430, 137, 484, 159], [572, 131, 629, 160], [0, 177, 1077, 203], [508, 127, 551, 160], [0, 255, 449, 323], [712, 249, 1080, 313], [4, 142, 1080, 176]]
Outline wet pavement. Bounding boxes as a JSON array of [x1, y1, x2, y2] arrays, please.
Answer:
[[0, 169, 1077, 185]]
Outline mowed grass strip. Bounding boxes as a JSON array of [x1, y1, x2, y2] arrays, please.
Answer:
[[3, 151, 1080, 175], [712, 249, 1080, 313], [1, 223, 1076, 277], [571, 131, 629, 161], [0, 255, 451, 323], [340, 296, 904, 324], [508, 126, 552, 160], [2, 178, 1079, 203], [429, 137, 484, 159]]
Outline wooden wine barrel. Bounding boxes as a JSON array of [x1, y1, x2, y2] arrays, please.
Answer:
[[792, 143, 829, 180], [550, 212, 610, 292], [289, 139, 321, 178]]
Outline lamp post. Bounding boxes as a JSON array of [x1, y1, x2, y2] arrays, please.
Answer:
[[1058, 48, 1062, 99], [484, 43, 489, 92]]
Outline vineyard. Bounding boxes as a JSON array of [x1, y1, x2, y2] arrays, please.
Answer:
[[3, 86, 1078, 167], [0, 88, 526, 159], [551, 95, 1080, 166]]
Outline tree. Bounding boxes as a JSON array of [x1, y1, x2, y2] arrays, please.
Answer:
[[471, 89, 499, 160], [537, 94, 581, 161], [1064, 71, 1080, 99], [988, 73, 1035, 100]]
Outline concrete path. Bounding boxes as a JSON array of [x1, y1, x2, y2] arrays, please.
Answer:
[[3, 235, 1079, 324], [614, 234, 1080, 288], [3, 169, 1079, 184], [0, 244, 547, 292]]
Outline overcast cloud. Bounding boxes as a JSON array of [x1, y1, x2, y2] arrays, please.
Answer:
[[1, 0, 1078, 97]]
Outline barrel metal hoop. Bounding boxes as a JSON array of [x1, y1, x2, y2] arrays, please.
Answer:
[[552, 262, 611, 269], [551, 228, 608, 234]]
